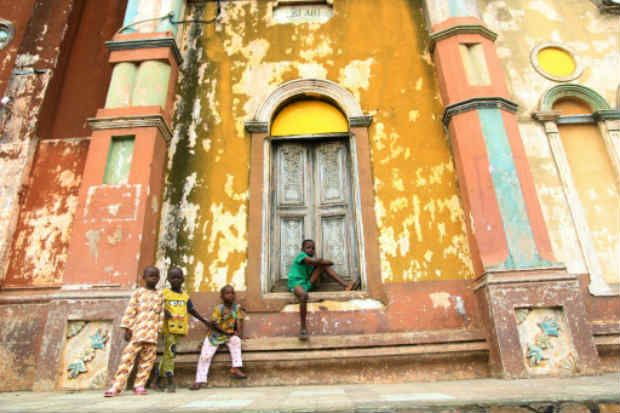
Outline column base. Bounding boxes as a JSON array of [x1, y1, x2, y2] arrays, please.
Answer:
[[475, 269, 600, 378]]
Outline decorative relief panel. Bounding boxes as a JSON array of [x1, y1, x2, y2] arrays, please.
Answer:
[[318, 142, 346, 204], [515, 307, 577, 375], [279, 217, 305, 280], [59, 321, 112, 389], [278, 144, 306, 206], [321, 215, 350, 277]]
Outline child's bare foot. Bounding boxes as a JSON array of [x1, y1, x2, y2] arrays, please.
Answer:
[[189, 382, 204, 391], [230, 367, 247, 379], [347, 276, 361, 291], [299, 328, 309, 341], [166, 376, 176, 392], [151, 377, 163, 392]]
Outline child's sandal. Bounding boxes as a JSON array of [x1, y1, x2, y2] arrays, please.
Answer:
[[230, 369, 247, 379], [133, 386, 148, 395], [103, 389, 119, 397], [189, 382, 203, 391], [298, 329, 309, 341]]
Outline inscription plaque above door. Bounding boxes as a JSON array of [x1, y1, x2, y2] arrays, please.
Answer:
[[272, 1, 334, 24]]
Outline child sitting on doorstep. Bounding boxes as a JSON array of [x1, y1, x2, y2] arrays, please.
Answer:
[[190, 285, 247, 390], [104, 266, 164, 397], [288, 239, 356, 340], [154, 267, 210, 392]]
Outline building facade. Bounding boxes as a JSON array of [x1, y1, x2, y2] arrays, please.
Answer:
[[0, 0, 618, 391]]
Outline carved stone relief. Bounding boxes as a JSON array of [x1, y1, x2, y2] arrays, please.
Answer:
[[515, 307, 577, 375], [59, 320, 112, 389]]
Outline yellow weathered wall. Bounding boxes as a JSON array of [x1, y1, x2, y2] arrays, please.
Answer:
[[158, 0, 474, 292]]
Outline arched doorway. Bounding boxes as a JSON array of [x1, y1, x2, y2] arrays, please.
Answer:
[[244, 79, 385, 309]]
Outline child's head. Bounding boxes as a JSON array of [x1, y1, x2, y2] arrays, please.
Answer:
[[220, 284, 235, 305], [302, 239, 315, 257], [143, 266, 160, 289], [167, 267, 184, 290]]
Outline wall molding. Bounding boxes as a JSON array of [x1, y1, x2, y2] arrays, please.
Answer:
[[88, 114, 173, 144], [442, 97, 518, 126]]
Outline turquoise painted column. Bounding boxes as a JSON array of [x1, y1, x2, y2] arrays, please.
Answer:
[[120, 0, 140, 33], [105, 62, 138, 108], [156, 0, 184, 35], [131, 61, 172, 108], [477, 108, 555, 270]]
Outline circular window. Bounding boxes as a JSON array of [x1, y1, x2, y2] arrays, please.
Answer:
[[0, 19, 15, 50], [530, 43, 582, 82]]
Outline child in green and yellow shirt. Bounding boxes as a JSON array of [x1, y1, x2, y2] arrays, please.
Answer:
[[155, 267, 209, 392]]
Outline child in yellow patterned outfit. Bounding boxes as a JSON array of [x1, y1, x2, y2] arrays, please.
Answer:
[[104, 266, 164, 397], [155, 267, 209, 392]]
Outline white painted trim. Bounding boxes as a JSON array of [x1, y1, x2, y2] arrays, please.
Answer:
[[530, 43, 583, 82], [254, 79, 365, 125]]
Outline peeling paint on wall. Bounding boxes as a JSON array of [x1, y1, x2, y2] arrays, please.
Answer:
[[4, 139, 89, 286], [481, 0, 619, 278], [156, 0, 474, 292]]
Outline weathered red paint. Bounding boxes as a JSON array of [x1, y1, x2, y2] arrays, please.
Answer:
[[63, 125, 167, 287], [38, 0, 126, 139], [475, 270, 601, 378], [431, 17, 510, 106], [0, 0, 37, 100], [4, 139, 89, 287]]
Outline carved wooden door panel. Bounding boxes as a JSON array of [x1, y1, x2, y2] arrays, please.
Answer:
[[272, 140, 357, 290], [315, 141, 356, 280], [272, 142, 312, 288]]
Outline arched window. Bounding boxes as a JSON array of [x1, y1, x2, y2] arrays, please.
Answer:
[[269, 100, 357, 291], [535, 85, 620, 295]]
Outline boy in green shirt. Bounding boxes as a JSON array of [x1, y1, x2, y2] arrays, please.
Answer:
[[288, 239, 355, 340]]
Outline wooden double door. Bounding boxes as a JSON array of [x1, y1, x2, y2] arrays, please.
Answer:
[[270, 138, 359, 291]]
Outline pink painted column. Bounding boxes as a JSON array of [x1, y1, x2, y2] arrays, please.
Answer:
[[424, 2, 599, 378], [63, 18, 183, 287]]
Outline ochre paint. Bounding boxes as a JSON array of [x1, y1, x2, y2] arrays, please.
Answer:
[[160, 1, 474, 293], [556, 118, 620, 284]]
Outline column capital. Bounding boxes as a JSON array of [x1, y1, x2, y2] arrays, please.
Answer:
[[106, 33, 183, 66], [430, 23, 497, 53], [88, 110, 173, 145]]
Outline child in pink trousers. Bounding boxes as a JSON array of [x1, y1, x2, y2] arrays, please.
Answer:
[[190, 285, 246, 389]]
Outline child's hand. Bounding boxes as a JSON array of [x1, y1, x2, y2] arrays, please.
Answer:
[[123, 328, 132, 341]]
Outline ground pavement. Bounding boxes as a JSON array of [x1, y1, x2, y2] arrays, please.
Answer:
[[0, 373, 618, 413]]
